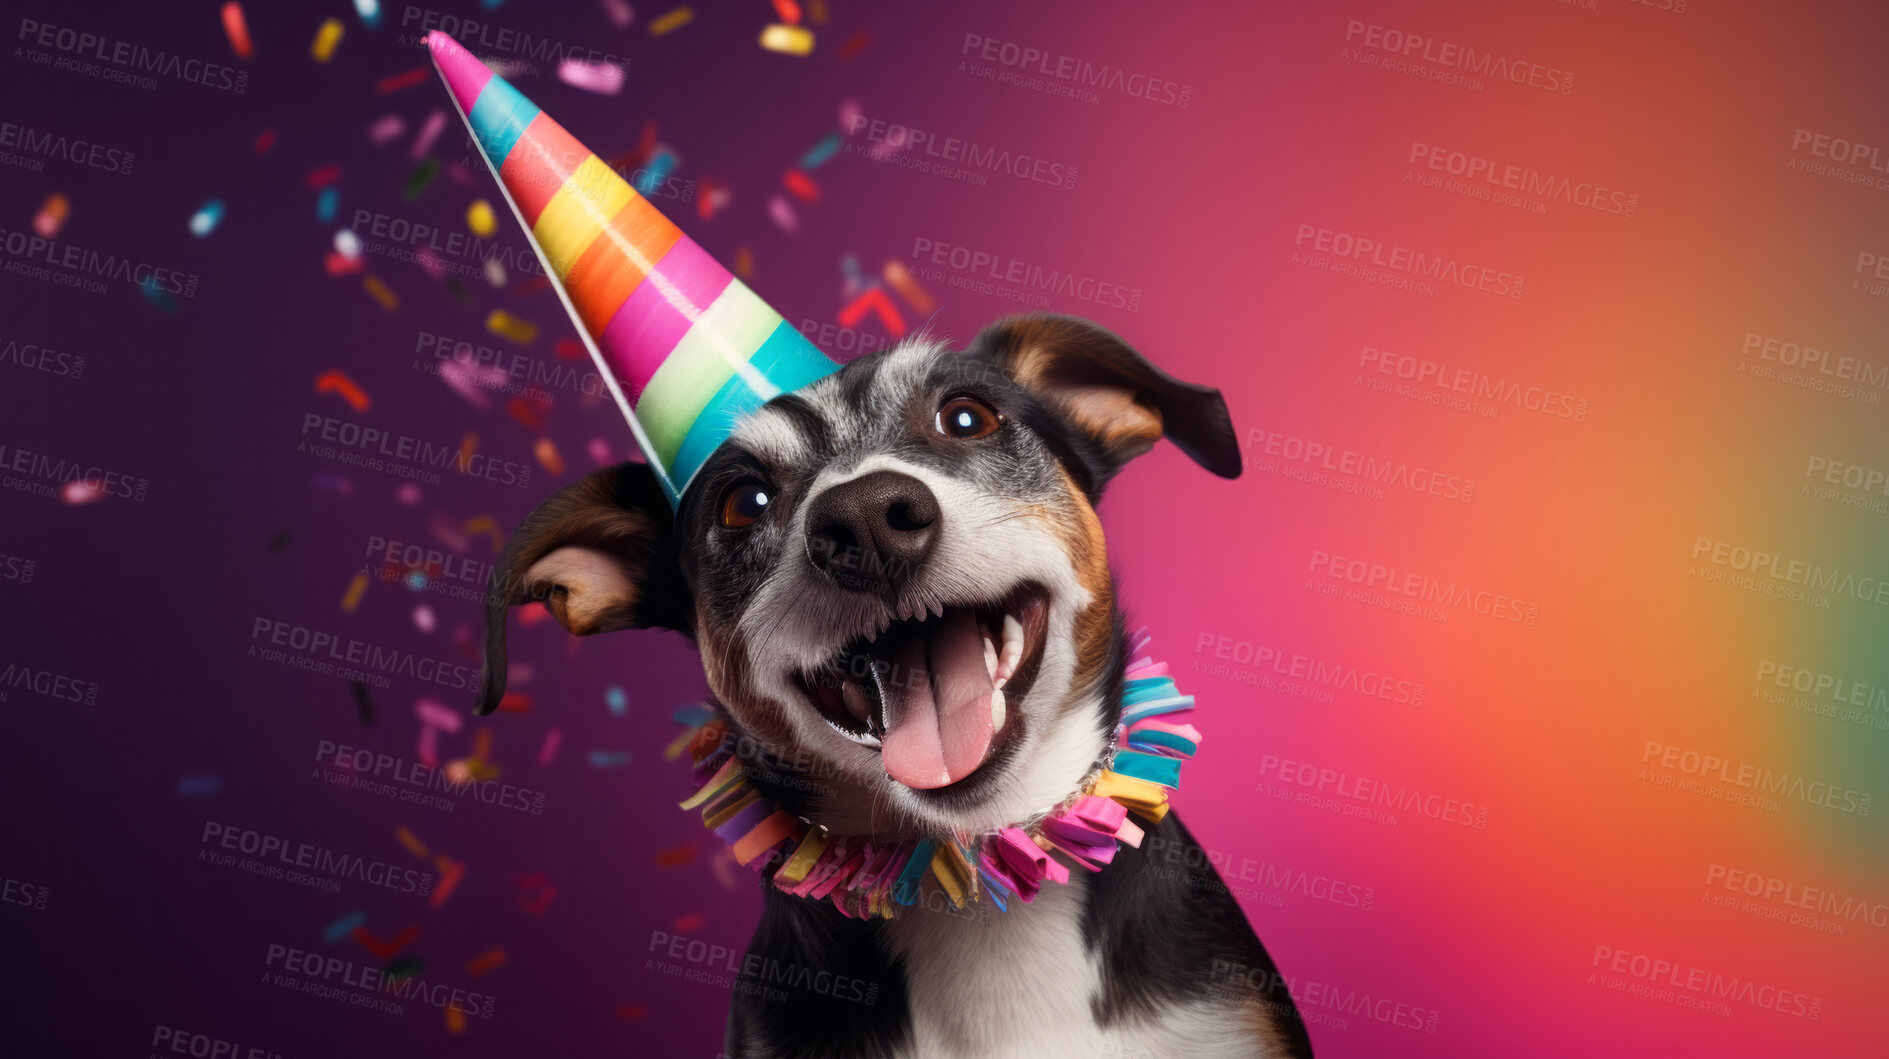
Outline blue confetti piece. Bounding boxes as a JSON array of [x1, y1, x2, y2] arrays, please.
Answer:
[[140, 275, 179, 313], [177, 775, 221, 796], [634, 150, 677, 196], [800, 132, 841, 170], [589, 750, 631, 768], [316, 186, 339, 224], [405, 571, 427, 590], [324, 910, 366, 943], [605, 685, 627, 716], [189, 198, 225, 238]]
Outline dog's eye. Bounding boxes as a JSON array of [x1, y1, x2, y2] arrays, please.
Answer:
[[720, 480, 772, 529], [935, 395, 1002, 440]]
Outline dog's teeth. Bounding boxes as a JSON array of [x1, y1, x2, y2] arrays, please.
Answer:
[[982, 634, 998, 681], [931, 600, 945, 619], [998, 613, 1024, 681], [990, 687, 1006, 732]]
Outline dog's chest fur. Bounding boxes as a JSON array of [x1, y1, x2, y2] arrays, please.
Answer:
[[880, 876, 1263, 1059]]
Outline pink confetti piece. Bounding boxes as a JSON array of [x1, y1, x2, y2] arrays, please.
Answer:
[[61, 479, 106, 505], [417, 725, 440, 767], [411, 109, 446, 159], [368, 114, 407, 145], [768, 195, 799, 234], [601, 0, 634, 28], [416, 699, 462, 733], [588, 437, 613, 465], [537, 728, 563, 766], [558, 58, 625, 95], [412, 604, 436, 633], [395, 482, 423, 505], [438, 360, 498, 411], [414, 248, 447, 279], [838, 100, 863, 131], [220, 2, 254, 60]]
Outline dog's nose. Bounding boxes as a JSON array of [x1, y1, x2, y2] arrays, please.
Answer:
[[805, 470, 940, 592]]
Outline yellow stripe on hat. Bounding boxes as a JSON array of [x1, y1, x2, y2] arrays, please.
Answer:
[[531, 154, 634, 279], [634, 282, 784, 466]]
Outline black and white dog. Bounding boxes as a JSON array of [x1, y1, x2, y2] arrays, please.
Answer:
[[479, 314, 1312, 1058]]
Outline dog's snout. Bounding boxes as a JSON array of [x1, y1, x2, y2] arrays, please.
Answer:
[[805, 470, 940, 592]]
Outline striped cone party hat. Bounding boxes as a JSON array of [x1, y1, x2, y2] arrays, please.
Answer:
[[425, 31, 839, 505]]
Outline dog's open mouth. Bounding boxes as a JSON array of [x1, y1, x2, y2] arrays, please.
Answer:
[[793, 583, 1049, 790]]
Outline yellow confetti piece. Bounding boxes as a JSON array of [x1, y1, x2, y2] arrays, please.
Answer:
[[649, 6, 693, 35], [311, 19, 344, 62], [534, 437, 565, 476], [734, 244, 754, 280], [759, 24, 814, 55], [395, 826, 430, 859], [362, 274, 398, 311], [467, 199, 496, 238], [472, 727, 493, 761], [485, 308, 538, 344], [341, 571, 369, 612], [458, 431, 479, 469], [444, 1005, 467, 1034]]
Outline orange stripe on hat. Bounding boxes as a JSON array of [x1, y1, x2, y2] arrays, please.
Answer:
[[566, 194, 684, 335]]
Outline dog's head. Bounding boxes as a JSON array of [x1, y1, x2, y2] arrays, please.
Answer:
[[480, 314, 1239, 837]]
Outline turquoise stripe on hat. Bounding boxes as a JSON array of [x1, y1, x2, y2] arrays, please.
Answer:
[[668, 320, 841, 495], [1111, 750, 1184, 789], [468, 74, 540, 166]]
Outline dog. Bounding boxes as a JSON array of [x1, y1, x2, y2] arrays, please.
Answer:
[[478, 314, 1313, 1058]]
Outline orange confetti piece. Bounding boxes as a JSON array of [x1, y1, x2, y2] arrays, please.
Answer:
[[341, 572, 369, 612], [444, 1005, 467, 1034], [33, 193, 68, 239], [431, 854, 466, 908], [220, 3, 254, 60], [458, 431, 478, 468], [734, 245, 754, 280], [771, 0, 802, 24], [463, 515, 504, 553], [466, 947, 508, 977], [883, 259, 936, 314], [362, 275, 398, 311], [395, 825, 429, 859], [655, 843, 697, 868], [315, 369, 371, 413], [472, 728, 493, 760], [807, 0, 829, 24], [534, 437, 565, 476], [486, 309, 539, 344], [649, 7, 693, 35], [506, 395, 550, 431]]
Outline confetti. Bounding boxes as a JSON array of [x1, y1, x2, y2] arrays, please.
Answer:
[[363, 275, 398, 311], [759, 24, 814, 56], [588, 437, 613, 465], [649, 7, 693, 35], [734, 245, 754, 279], [414, 248, 447, 279], [177, 776, 222, 796], [412, 604, 436, 632], [333, 229, 363, 260], [140, 276, 179, 313], [315, 369, 371, 412], [486, 309, 538, 344], [395, 482, 422, 505], [615, 1005, 648, 1020], [411, 109, 446, 159], [351, 680, 375, 724], [696, 177, 730, 220], [324, 911, 367, 943], [312, 18, 345, 62], [341, 571, 370, 612], [367, 114, 406, 145], [463, 515, 504, 553], [674, 912, 706, 932], [315, 186, 339, 224], [385, 956, 423, 981], [220, 3, 254, 60], [497, 692, 533, 714], [61, 480, 106, 505], [530, 437, 563, 476], [395, 826, 429, 859], [416, 699, 461, 732], [589, 750, 631, 768], [655, 843, 696, 867], [466, 947, 508, 976], [837, 30, 871, 61], [883, 259, 935, 314], [483, 257, 507, 287], [324, 251, 365, 276], [558, 57, 624, 95], [633, 149, 677, 196], [783, 169, 820, 204], [605, 685, 627, 716], [33, 193, 69, 238], [354, 0, 383, 29], [458, 432, 479, 469], [601, 0, 634, 28], [305, 164, 342, 188], [537, 729, 562, 766], [768, 195, 798, 233], [771, 0, 802, 24], [253, 129, 278, 154], [839, 286, 905, 337], [806, 0, 828, 23], [351, 924, 420, 960], [506, 395, 550, 430], [431, 855, 466, 908], [799, 132, 840, 171], [404, 158, 440, 200], [463, 200, 498, 239], [377, 67, 430, 94], [444, 1006, 467, 1034], [511, 873, 557, 915]]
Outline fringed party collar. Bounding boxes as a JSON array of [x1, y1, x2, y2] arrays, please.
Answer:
[[666, 629, 1199, 919]]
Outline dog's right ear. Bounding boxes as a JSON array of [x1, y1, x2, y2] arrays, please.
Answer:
[[479, 460, 687, 714]]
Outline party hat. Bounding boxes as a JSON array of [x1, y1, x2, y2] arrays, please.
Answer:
[[424, 31, 839, 505]]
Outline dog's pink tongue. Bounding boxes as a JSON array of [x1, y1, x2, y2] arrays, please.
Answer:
[[880, 608, 995, 790]]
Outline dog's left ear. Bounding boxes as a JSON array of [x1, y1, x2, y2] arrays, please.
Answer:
[[970, 314, 1241, 491], [479, 460, 687, 714]]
